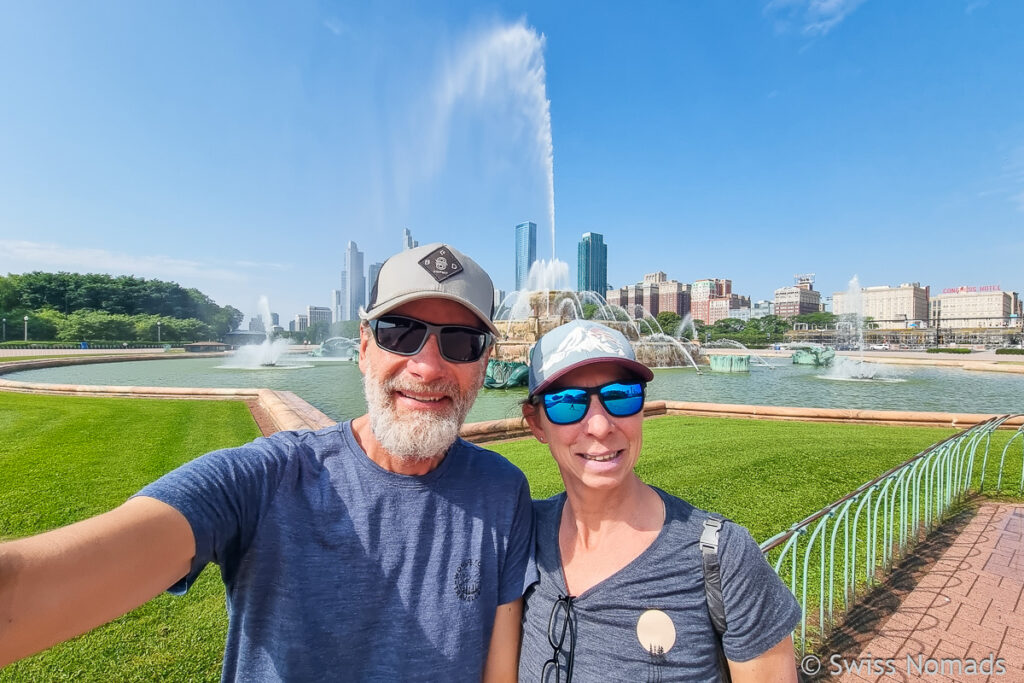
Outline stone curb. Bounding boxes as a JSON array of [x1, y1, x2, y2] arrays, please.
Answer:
[[0, 355, 1020, 442], [0, 355, 334, 436]]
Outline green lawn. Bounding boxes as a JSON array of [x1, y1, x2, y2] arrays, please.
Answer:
[[1, 392, 1020, 680], [0, 392, 261, 682], [491, 417, 1021, 543]]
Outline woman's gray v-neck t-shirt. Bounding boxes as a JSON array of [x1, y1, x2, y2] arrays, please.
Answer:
[[519, 487, 801, 682]]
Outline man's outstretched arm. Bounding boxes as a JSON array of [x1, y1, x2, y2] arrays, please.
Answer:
[[0, 496, 194, 666]]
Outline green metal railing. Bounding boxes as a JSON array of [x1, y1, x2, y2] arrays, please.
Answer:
[[760, 414, 1024, 652]]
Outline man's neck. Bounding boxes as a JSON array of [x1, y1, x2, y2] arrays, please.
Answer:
[[349, 415, 447, 475]]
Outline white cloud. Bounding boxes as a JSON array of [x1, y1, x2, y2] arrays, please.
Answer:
[[0, 240, 288, 281], [765, 0, 868, 36], [323, 18, 348, 36], [966, 0, 990, 15]]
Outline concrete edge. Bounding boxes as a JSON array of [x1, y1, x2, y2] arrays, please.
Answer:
[[0, 355, 335, 436], [0, 356, 1020, 443]]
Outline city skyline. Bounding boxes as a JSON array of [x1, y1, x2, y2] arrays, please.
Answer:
[[1, 3, 1022, 323]]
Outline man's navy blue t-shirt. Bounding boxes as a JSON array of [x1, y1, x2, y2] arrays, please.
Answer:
[[137, 421, 536, 681]]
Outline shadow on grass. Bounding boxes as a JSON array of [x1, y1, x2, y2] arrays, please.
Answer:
[[802, 500, 979, 681]]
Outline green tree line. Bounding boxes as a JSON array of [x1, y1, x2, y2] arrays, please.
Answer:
[[0, 272, 243, 343]]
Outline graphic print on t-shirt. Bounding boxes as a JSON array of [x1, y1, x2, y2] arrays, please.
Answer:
[[454, 558, 482, 601]]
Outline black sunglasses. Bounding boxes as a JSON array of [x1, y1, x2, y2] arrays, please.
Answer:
[[532, 381, 646, 426], [542, 594, 576, 682], [369, 314, 492, 363]]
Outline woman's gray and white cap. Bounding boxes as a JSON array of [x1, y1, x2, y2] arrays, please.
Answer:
[[359, 243, 499, 337], [528, 320, 654, 396]]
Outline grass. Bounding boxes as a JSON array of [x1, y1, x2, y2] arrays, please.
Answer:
[[0, 392, 261, 682], [491, 417, 1021, 542], [1, 394, 1020, 680]]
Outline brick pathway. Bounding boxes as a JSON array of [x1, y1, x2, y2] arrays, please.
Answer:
[[830, 503, 1024, 682]]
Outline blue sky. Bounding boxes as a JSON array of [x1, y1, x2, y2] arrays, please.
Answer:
[[1, 1, 1022, 323]]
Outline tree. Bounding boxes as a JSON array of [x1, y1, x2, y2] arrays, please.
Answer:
[[655, 311, 681, 337], [305, 321, 331, 344], [792, 312, 837, 329], [756, 315, 791, 338], [711, 318, 745, 336], [27, 309, 61, 341], [581, 303, 598, 320]]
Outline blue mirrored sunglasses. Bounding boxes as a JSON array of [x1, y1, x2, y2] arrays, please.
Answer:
[[534, 381, 646, 425]]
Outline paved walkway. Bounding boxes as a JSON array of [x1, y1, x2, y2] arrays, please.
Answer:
[[829, 503, 1024, 682]]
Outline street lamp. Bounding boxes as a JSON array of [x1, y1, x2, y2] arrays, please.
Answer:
[[2, 318, 5, 342], [157, 321, 162, 343], [23, 315, 28, 342]]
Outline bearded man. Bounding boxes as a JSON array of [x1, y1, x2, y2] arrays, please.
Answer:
[[0, 244, 535, 682]]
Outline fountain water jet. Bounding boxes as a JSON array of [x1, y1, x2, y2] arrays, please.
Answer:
[[824, 275, 895, 381], [220, 296, 306, 370], [422, 21, 557, 256]]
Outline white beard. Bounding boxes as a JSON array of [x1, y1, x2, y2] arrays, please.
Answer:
[[363, 364, 483, 462]]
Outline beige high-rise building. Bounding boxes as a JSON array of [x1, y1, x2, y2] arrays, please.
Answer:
[[930, 287, 1021, 328], [774, 275, 820, 319], [708, 294, 752, 324], [833, 283, 929, 327], [643, 271, 667, 284]]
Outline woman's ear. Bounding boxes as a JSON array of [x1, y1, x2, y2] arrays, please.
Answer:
[[521, 402, 548, 443]]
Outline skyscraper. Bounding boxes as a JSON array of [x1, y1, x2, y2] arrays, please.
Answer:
[[331, 289, 342, 325], [367, 262, 384, 298], [577, 232, 608, 294], [402, 228, 418, 250], [514, 221, 537, 291], [344, 241, 365, 321], [338, 270, 347, 321]]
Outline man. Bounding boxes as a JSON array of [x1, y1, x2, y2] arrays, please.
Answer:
[[0, 243, 535, 681]]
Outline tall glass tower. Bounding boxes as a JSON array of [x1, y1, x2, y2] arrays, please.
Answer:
[[344, 241, 365, 321], [577, 232, 608, 294], [514, 221, 537, 291]]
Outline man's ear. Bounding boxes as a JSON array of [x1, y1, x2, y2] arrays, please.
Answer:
[[522, 401, 547, 443], [475, 345, 494, 389], [358, 323, 371, 375]]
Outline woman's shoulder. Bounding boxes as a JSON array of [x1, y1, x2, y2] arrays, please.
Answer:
[[531, 492, 566, 519], [653, 487, 758, 548]]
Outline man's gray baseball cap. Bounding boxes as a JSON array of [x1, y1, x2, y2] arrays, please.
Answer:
[[528, 320, 654, 396], [360, 243, 500, 336]]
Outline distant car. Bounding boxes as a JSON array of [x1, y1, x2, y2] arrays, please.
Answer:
[[869, 343, 890, 351]]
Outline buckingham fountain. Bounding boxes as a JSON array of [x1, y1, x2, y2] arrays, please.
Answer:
[[481, 260, 703, 387]]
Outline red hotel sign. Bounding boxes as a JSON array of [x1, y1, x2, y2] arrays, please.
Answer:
[[941, 285, 1001, 294]]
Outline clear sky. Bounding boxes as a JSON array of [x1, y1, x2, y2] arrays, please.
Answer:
[[2, 1, 1022, 323]]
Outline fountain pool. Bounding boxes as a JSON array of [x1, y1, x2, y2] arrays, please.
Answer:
[[6, 356, 1021, 424]]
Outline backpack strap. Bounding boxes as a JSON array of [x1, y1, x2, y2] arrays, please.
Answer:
[[701, 514, 732, 682]]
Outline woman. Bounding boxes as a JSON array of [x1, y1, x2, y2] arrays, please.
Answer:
[[518, 320, 801, 682]]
